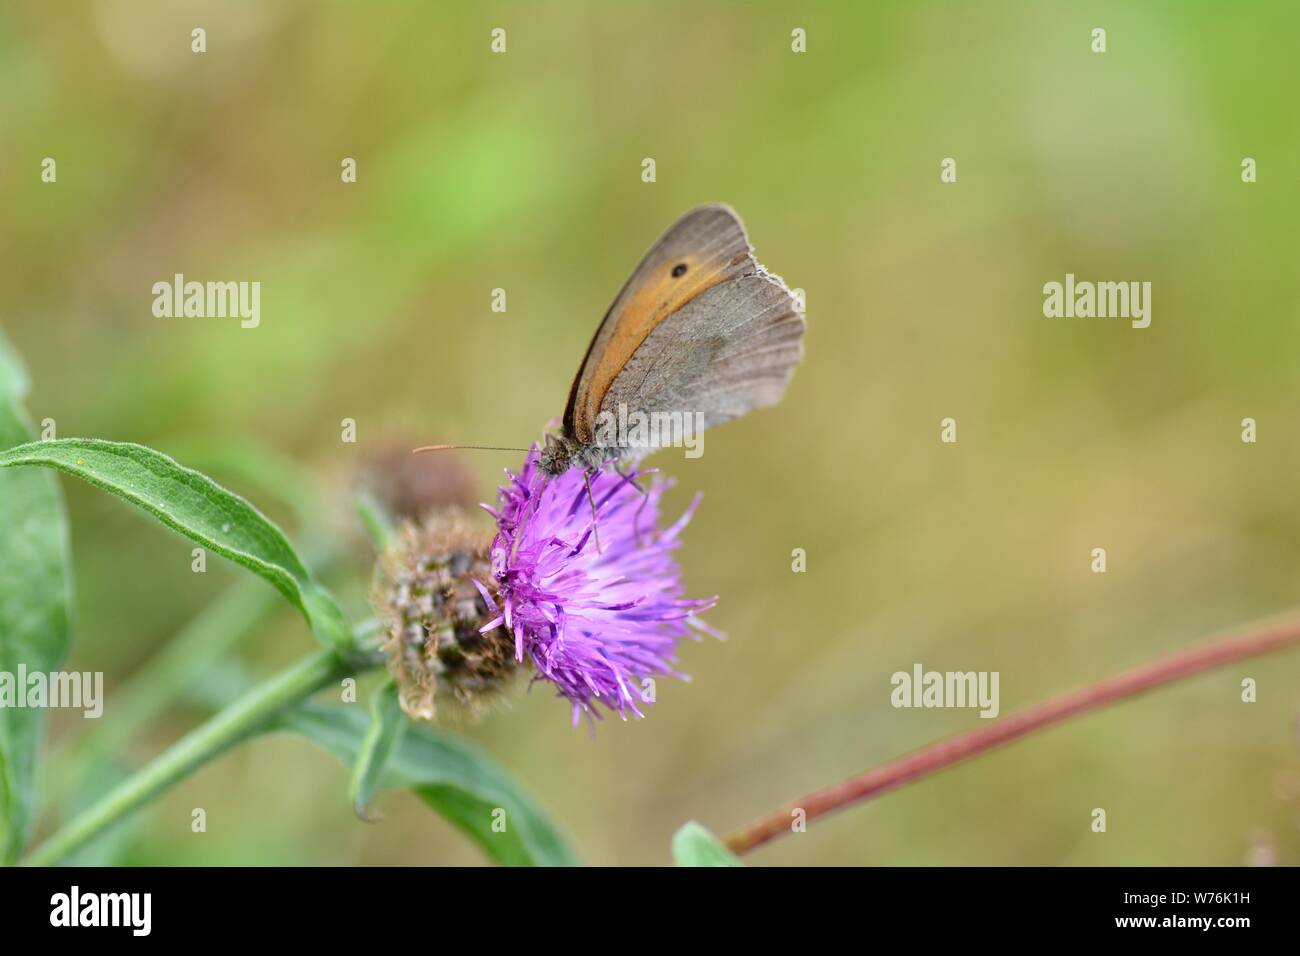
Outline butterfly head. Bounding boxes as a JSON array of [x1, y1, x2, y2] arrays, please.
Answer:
[[540, 431, 619, 477], [539, 432, 576, 477]]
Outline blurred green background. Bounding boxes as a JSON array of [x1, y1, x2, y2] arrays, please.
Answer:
[[3, 0, 1300, 865]]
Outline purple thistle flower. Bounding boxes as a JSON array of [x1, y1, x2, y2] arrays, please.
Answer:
[[478, 446, 719, 727]]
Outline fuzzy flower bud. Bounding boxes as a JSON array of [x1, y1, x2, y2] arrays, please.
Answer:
[[373, 509, 517, 719]]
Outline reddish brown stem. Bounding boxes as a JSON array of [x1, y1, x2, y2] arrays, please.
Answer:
[[725, 612, 1300, 856]]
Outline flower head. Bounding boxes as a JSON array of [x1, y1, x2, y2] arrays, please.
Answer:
[[481, 447, 718, 726]]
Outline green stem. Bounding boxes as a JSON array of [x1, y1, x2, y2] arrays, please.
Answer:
[[47, 544, 344, 799], [25, 647, 371, 866], [47, 577, 283, 797]]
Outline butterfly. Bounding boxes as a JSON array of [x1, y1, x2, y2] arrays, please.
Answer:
[[538, 203, 806, 477], [417, 204, 805, 542]]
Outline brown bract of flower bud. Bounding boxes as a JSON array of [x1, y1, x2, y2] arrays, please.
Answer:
[[372, 509, 516, 720]]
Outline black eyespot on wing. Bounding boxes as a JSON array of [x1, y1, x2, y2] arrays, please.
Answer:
[[671, 263, 688, 278]]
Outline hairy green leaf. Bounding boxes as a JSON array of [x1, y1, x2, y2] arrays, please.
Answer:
[[0, 439, 348, 650], [162, 439, 324, 527], [0, 331, 73, 864], [348, 681, 405, 819], [278, 704, 577, 866]]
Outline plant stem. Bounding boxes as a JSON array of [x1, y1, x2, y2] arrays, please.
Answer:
[[47, 545, 345, 798], [47, 577, 283, 797], [724, 611, 1300, 856], [25, 647, 367, 866]]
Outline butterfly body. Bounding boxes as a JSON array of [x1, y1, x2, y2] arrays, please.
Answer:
[[542, 203, 805, 479], [538, 431, 621, 478]]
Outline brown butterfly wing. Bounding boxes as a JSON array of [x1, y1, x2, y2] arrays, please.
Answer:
[[596, 270, 804, 440], [563, 204, 756, 444]]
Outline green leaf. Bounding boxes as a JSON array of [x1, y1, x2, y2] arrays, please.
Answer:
[[348, 681, 406, 820], [162, 439, 324, 528], [0, 439, 349, 650], [0, 331, 73, 864], [672, 821, 743, 867], [278, 704, 577, 866]]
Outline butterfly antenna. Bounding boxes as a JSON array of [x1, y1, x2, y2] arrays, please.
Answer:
[[412, 443, 530, 454]]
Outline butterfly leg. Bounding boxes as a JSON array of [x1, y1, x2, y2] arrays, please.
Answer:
[[614, 463, 651, 546], [584, 468, 603, 554]]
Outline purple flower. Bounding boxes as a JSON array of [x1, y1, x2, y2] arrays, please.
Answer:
[[478, 446, 718, 726]]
